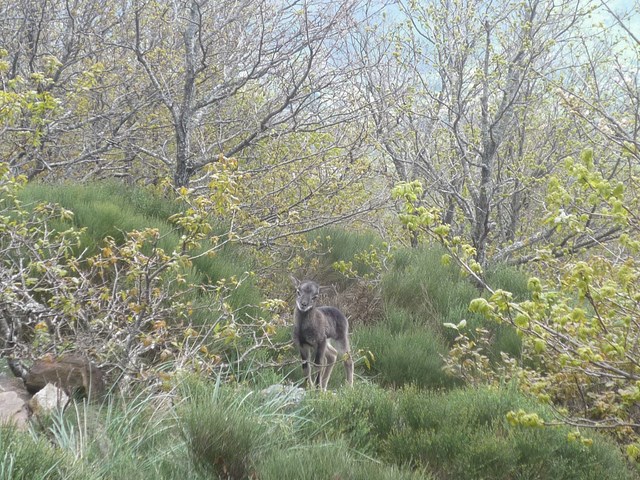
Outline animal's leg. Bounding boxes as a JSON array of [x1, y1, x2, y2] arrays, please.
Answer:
[[300, 344, 314, 388], [321, 344, 338, 390], [344, 352, 354, 387], [314, 340, 328, 389], [333, 338, 354, 387]]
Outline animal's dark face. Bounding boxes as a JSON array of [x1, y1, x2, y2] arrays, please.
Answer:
[[295, 281, 319, 312]]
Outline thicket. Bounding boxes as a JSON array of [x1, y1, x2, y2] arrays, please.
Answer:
[[393, 155, 640, 460], [1, 174, 269, 389]]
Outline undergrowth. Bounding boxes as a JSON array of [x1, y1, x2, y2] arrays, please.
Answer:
[[18, 182, 264, 324], [3, 184, 633, 479]]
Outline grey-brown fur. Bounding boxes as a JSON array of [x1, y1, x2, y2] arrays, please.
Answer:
[[292, 278, 353, 389]]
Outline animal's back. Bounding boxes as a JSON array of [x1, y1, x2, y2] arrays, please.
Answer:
[[318, 306, 346, 321], [318, 306, 348, 338]]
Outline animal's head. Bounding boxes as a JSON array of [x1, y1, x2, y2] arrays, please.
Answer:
[[293, 278, 320, 312]]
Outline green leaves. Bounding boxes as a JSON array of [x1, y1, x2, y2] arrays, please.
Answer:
[[506, 409, 545, 428], [468, 298, 494, 316], [391, 180, 424, 204]]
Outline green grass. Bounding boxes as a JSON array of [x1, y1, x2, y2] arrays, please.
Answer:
[[386, 385, 632, 479], [179, 378, 426, 480], [379, 246, 523, 359], [303, 227, 385, 282], [18, 181, 264, 322], [258, 441, 430, 480], [354, 325, 457, 389], [0, 425, 91, 480], [487, 263, 530, 300], [1, 376, 632, 480], [46, 389, 202, 480], [382, 247, 481, 330], [302, 382, 633, 480]]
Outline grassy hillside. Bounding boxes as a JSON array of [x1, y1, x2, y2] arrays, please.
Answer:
[[19, 182, 264, 322], [2, 379, 633, 480], [3, 181, 635, 479]]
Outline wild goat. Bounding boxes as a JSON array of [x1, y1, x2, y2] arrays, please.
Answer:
[[292, 278, 353, 389]]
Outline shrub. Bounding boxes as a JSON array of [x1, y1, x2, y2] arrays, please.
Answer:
[[20, 182, 261, 302], [11, 178, 277, 416], [385, 386, 633, 480], [258, 441, 429, 480], [304, 383, 631, 479], [354, 325, 457, 389], [382, 308, 415, 334], [302, 383, 397, 454]]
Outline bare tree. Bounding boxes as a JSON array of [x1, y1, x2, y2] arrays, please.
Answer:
[[123, 0, 366, 187], [0, 0, 150, 181], [367, 0, 591, 265]]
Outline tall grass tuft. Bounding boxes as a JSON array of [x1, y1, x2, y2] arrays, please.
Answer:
[[0, 425, 90, 480], [1, 376, 631, 480], [183, 404, 266, 479], [303, 383, 633, 480], [178, 376, 312, 479], [46, 388, 202, 480], [354, 325, 457, 389], [258, 441, 430, 480]]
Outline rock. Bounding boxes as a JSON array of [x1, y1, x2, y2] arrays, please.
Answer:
[[260, 384, 306, 407], [25, 355, 104, 399], [0, 391, 29, 429], [29, 383, 69, 416], [0, 374, 29, 398]]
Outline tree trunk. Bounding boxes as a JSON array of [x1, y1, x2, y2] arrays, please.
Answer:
[[174, 130, 191, 188]]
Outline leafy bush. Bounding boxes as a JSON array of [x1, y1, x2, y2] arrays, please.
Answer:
[[19, 182, 263, 314], [5, 178, 268, 376]]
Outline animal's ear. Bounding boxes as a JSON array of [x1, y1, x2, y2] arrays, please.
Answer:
[[290, 275, 300, 288]]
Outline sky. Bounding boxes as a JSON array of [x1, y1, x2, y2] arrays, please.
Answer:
[[599, 0, 640, 31]]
